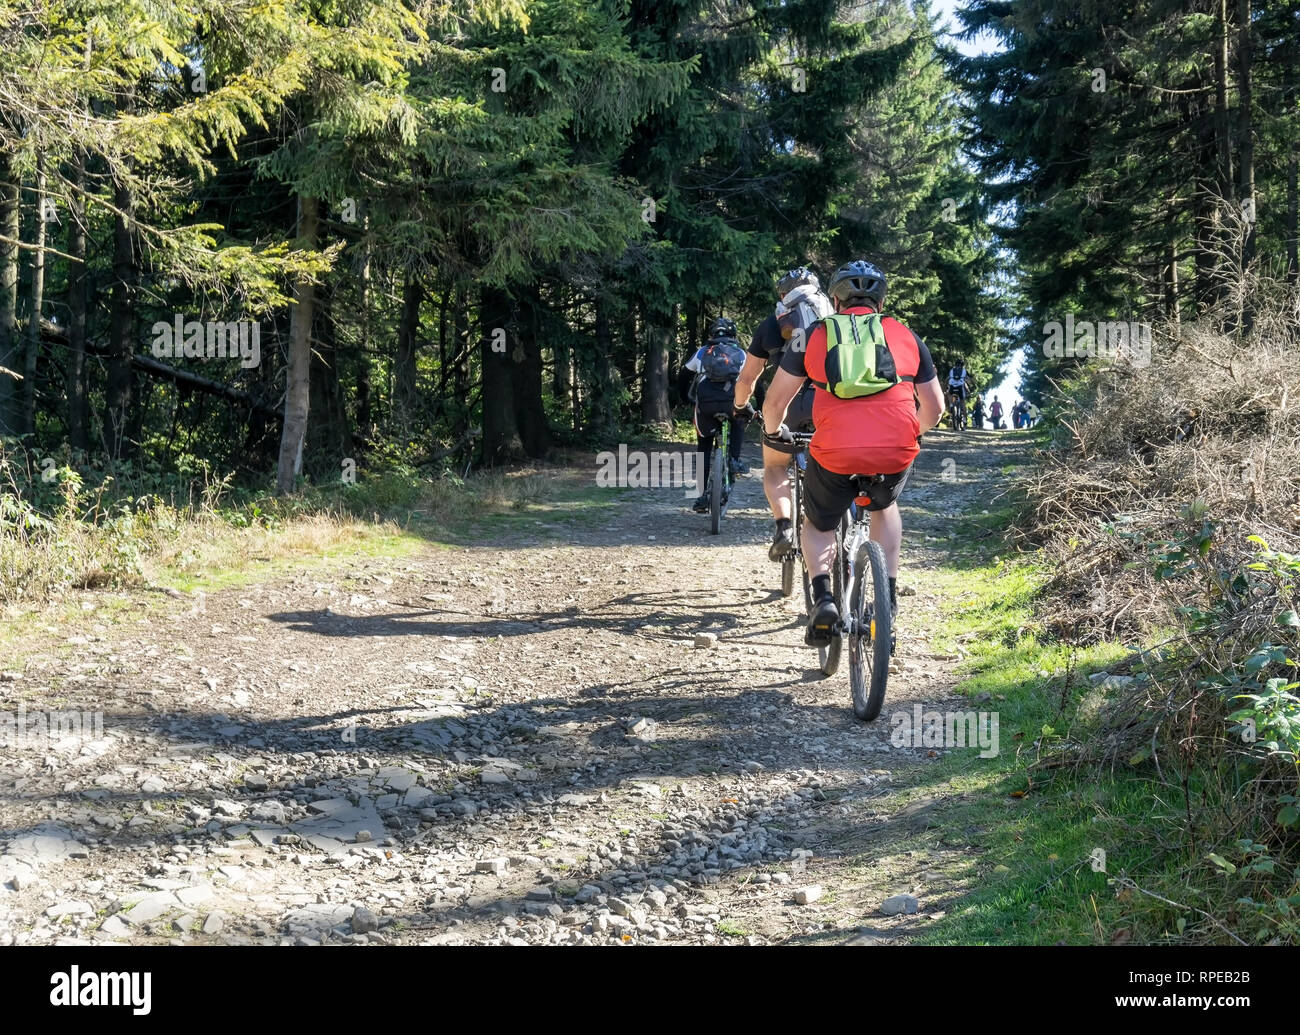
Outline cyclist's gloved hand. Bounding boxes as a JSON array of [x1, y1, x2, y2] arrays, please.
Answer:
[[732, 403, 755, 422], [759, 421, 790, 447]]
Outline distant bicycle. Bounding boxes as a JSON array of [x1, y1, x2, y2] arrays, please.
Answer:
[[708, 415, 731, 534], [704, 405, 754, 534], [946, 388, 968, 432]]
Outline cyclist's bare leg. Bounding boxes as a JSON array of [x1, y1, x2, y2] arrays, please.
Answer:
[[803, 520, 835, 578], [869, 503, 902, 577], [762, 443, 794, 521], [806, 504, 901, 577]]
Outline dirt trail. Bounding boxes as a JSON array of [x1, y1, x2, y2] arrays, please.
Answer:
[[0, 429, 1032, 946]]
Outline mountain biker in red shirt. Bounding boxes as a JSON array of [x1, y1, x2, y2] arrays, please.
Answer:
[[761, 260, 946, 646]]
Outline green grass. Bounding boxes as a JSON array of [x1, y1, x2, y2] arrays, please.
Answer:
[[877, 554, 1162, 945], [862, 548, 1284, 945]]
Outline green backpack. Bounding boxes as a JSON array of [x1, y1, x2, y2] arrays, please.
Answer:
[[818, 312, 914, 400]]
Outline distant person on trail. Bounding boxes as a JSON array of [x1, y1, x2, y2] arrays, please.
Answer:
[[1025, 401, 1040, 427], [683, 317, 751, 513], [733, 266, 833, 562], [988, 395, 1004, 429], [760, 259, 945, 647], [971, 393, 985, 430]]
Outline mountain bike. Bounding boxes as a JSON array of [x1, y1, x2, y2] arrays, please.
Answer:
[[707, 416, 730, 534], [946, 387, 968, 432], [839, 479, 893, 720], [704, 405, 755, 534]]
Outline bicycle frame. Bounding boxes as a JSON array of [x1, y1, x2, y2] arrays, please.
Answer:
[[840, 510, 873, 635], [947, 387, 967, 430], [708, 415, 732, 534]]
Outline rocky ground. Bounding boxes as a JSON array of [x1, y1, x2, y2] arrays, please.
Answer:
[[0, 429, 1030, 946]]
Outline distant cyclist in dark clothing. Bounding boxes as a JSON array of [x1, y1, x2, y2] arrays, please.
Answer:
[[683, 317, 751, 512]]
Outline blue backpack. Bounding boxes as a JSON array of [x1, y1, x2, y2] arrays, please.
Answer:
[[699, 338, 746, 383]]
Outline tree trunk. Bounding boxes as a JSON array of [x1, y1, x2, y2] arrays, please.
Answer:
[[513, 284, 551, 458], [0, 153, 19, 436], [619, 306, 637, 413], [1288, 146, 1298, 284], [590, 296, 617, 442], [1164, 237, 1180, 327], [435, 280, 449, 413], [104, 177, 136, 459], [394, 270, 421, 426], [23, 161, 46, 436], [453, 288, 470, 425], [275, 195, 318, 494], [1236, 0, 1255, 331], [355, 225, 372, 447], [642, 302, 673, 425], [1213, 0, 1233, 201], [308, 276, 350, 474], [67, 153, 88, 452], [479, 284, 517, 465], [1190, 81, 1218, 312], [552, 335, 570, 414]]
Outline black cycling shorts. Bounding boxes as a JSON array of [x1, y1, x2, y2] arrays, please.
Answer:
[[802, 455, 912, 531]]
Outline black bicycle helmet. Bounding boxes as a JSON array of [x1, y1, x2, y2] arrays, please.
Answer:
[[828, 260, 886, 308], [706, 316, 738, 340], [776, 266, 819, 297]]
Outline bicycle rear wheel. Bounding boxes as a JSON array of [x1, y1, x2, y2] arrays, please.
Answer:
[[848, 538, 891, 720], [709, 438, 724, 535]]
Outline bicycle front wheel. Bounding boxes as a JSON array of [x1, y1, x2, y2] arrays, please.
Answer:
[[849, 538, 891, 720]]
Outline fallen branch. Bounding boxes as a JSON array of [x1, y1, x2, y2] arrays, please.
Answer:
[[43, 320, 280, 418], [1110, 876, 1248, 946], [425, 425, 481, 464], [126, 352, 280, 418]]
